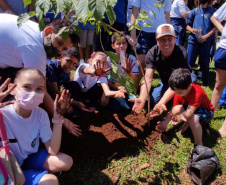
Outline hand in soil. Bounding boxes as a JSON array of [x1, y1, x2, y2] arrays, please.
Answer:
[[63, 118, 82, 137], [129, 98, 145, 114]]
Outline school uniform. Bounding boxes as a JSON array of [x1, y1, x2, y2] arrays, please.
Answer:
[[170, 0, 188, 45], [187, 6, 216, 86]]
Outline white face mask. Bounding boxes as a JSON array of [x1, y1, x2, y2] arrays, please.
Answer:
[[15, 89, 44, 110]]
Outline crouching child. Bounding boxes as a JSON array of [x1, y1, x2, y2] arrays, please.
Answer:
[[156, 68, 214, 146]]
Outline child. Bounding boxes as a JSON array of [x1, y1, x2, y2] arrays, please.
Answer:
[[46, 47, 79, 99], [78, 21, 94, 63], [68, 51, 126, 109], [156, 68, 214, 146], [186, 0, 217, 87], [0, 68, 73, 185], [109, 32, 140, 90]]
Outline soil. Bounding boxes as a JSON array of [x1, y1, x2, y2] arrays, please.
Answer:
[[59, 109, 221, 184]]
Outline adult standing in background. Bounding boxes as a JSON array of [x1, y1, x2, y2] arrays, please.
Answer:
[[130, 0, 172, 70], [93, 0, 128, 52], [170, 0, 191, 45], [210, 2, 226, 137]]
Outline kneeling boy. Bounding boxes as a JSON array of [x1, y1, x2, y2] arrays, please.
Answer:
[[156, 68, 214, 146]]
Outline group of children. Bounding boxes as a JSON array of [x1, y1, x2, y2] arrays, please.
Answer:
[[0, 1, 225, 184]]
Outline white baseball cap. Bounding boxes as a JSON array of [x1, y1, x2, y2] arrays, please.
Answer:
[[156, 24, 176, 39]]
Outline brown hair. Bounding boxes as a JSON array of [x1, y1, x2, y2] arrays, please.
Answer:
[[91, 51, 107, 59], [14, 68, 46, 84]]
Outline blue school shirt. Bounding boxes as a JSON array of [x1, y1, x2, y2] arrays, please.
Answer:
[[102, 0, 127, 24], [46, 59, 70, 90], [187, 6, 216, 44], [78, 22, 94, 31]]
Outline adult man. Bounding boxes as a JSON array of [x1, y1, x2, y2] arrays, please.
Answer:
[[0, 13, 81, 136], [130, 0, 172, 69], [131, 24, 196, 115]]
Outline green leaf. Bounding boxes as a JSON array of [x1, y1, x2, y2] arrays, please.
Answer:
[[89, 0, 106, 21], [123, 73, 135, 85], [75, 0, 89, 22], [128, 25, 134, 31], [102, 21, 108, 32], [38, 18, 45, 31], [96, 21, 101, 34], [119, 76, 126, 87], [125, 80, 136, 95], [56, 0, 65, 15], [55, 26, 67, 38], [106, 4, 116, 25], [17, 13, 30, 28], [73, 25, 82, 36], [23, 0, 31, 7], [62, 29, 69, 41], [135, 25, 142, 31], [111, 62, 119, 79], [106, 0, 117, 7], [105, 51, 119, 64], [151, 10, 156, 20]]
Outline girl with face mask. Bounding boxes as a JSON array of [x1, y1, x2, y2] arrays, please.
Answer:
[[0, 68, 73, 185]]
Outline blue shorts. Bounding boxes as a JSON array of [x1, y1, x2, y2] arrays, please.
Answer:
[[214, 47, 226, 70], [136, 31, 156, 54], [182, 105, 214, 125], [21, 149, 49, 185]]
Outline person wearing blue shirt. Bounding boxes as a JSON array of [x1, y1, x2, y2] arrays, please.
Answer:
[[46, 47, 79, 99], [186, 0, 217, 87], [93, 0, 128, 52]]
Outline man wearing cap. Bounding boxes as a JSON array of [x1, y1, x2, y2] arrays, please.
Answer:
[[131, 23, 196, 114]]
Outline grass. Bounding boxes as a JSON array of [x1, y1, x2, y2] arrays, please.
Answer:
[[59, 62, 226, 185]]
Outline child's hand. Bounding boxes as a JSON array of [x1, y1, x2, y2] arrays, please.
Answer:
[[170, 113, 187, 123], [114, 89, 126, 98], [76, 101, 96, 113], [192, 28, 199, 34], [57, 89, 72, 116], [122, 57, 136, 74], [94, 60, 111, 76], [0, 77, 16, 108], [52, 94, 64, 124], [63, 118, 82, 137], [152, 103, 167, 115], [198, 35, 208, 43]]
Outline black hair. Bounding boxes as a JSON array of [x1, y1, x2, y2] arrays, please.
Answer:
[[168, 68, 191, 90], [111, 32, 131, 54], [61, 47, 80, 60], [49, 19, 80, 45], [14, 68, 46, 84]]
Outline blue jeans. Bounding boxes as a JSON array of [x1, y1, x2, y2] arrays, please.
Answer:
[[219, 86, 226, 106], [136, 31, 156, 54], [187, 42, 211, 86]]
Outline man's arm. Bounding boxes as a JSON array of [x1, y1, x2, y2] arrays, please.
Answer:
[[130, 68, 155, 114]]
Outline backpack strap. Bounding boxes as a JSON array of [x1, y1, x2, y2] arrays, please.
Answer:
[[0, 110, 10, 156]]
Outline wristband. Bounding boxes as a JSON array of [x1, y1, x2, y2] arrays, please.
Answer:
[[52, 117, 64, 124]]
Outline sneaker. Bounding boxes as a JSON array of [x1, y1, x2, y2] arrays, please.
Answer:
[[215, 102, 222, 111]]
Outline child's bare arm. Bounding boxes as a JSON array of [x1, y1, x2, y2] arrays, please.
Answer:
[[101, 83, 126, 98], [172, 105, 197, 122], [47, 82, 60, 97], [186, 25, 199, 34]]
